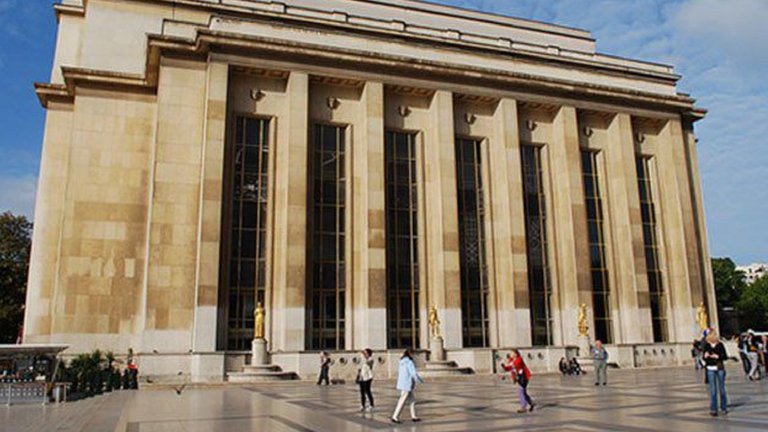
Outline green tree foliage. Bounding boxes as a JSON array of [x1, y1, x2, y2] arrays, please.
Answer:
[[712, 257, 746, 309], [0, 211, 32, 343], [737, 275, 768, 331]]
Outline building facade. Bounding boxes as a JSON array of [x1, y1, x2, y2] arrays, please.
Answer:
[[737, 263, 768, 285], [26, 0, 716, 381]]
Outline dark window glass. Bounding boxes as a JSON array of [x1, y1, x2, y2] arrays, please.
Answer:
[[386, 131, 420, 349], [223, 117, 270, 350], [581, 150, 612, 344], [521, 145, 553, 346], [307, 124, 346, 350], [637, 156, 668, 342], [456, 137, 490, 348]]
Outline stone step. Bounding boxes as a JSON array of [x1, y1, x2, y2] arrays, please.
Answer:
[[242, 364, 283, 373], [425, 361, 458, 370], [421, 367, 474, 377], [227, 370, 299, 383]]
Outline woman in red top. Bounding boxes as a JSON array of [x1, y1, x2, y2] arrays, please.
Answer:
[[501, 349, 535, 413]]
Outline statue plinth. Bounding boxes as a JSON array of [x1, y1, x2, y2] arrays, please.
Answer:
[[577, 334, 590, 358], [429, 336, 446, 362], [251, 338, 269, 366]]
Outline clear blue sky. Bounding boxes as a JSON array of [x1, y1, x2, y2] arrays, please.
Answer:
[[0, 0, 765, 264]]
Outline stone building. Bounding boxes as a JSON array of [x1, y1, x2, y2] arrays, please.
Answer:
[[25, 0, 716, 381]]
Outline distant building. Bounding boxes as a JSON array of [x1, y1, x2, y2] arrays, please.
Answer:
[[737, 263, 768, 285]]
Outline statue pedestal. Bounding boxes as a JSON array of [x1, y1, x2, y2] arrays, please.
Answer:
[[429, 336, 446, 362], [252, 338, 269, 366], [577, 335, 591, 359]]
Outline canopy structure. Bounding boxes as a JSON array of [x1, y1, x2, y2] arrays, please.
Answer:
[[0, 344, 70, 357]]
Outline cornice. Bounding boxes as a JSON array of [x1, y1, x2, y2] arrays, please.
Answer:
[[54, 3, 85, 22], [37, 16, 705, 120]]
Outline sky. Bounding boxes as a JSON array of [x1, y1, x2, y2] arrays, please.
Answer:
[[0, 0, 766, 264]]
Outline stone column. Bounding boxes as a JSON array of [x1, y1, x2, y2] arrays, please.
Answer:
[[352, 81, 387, 350], [489, 98, 530, 347], [424, 91, 462, 348], [191, 61, 228, 380], [604, 114, 652, 343], [549, 106, 591, 347], [682, 120, 718, 332], [656, 119, 696, 342], [271, 72, 309, 351]]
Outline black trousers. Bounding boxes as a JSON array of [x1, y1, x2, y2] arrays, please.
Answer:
[[317, 366, 330, 385], [359, 379, 374, 407]]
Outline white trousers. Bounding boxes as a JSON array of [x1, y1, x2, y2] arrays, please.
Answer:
[[392, 390, 417, 420], [747, 352, 759, 378]]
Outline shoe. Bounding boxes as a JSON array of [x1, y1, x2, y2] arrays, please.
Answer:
[[603, 383, 607, 386], [594, 383, 599, 386], [391, 418, 401, 424], [528, 404, 535, 412], [366, 406, 373, 412], [359, 406, 366, 412], [710, 411, 718, 417], [517, 408, 528, 413], [722, 410, 728, 416], [412, 418, 421, 422]]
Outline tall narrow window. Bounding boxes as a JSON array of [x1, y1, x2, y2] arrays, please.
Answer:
[[455, 137, 489, 348], [308, 124, 346, 350], [385, 131, 420, 349], [637, 156, 668, 342], [521, 144, 552, 346], [581, 150, 612, 344], [224, 116, 270, 350]]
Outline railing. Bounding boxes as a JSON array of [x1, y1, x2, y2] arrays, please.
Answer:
[[1, 382, 48, 406]]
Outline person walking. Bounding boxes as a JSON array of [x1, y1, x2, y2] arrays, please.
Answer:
[[501, 349, 535, 413], [592, 340, 609, 386], [703, 330, 729, 417], [357, 348, 375, 412], [391, 350, 423, 424], [317, 351, 331, 386], [746, 331, 761, 380], [738, 333, 751, 377]]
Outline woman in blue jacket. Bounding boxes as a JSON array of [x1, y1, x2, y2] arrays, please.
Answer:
[[391, 349, 424, 423]]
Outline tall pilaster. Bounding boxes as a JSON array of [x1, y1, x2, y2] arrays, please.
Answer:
[[549, 106, 591, 347], [271, 72, 309, 351], [424, 91, 462, 348], [605, 114, 652, 343], [192, 61, 228, 353], [352, 81, 387, 349], [489, 98, 531, 347], [656, 119, 696, 342]]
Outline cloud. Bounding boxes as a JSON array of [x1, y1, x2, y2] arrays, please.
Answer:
[[0, 174, 36, 218]]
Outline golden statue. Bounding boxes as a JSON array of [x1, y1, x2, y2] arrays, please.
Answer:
[[254, 302, 265, 339], [577, 303, 589, 337], [428, 306, 441, 339], [696, 302, 708, 331]]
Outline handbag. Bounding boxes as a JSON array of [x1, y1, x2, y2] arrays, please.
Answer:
[[355, 371, 362, 384]]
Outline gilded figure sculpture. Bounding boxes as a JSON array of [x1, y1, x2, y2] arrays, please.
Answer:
[[577, 303, 589, 337], [254, 301, 265, 339], [696, 302, 708, 331], [428, 306, 441, 339]]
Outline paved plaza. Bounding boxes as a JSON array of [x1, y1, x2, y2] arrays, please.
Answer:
[[4, 366, 768, 432]]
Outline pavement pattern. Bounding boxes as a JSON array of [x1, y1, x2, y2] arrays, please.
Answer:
[[4, 366, 768, 431]]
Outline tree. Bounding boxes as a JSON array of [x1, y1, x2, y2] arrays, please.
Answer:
[[737, 275, 768, 331], [712, 257, 745, 309], [0, 211, 32, 343]]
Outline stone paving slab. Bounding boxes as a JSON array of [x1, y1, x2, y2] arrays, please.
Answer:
[[3, 366, 768, 431]]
